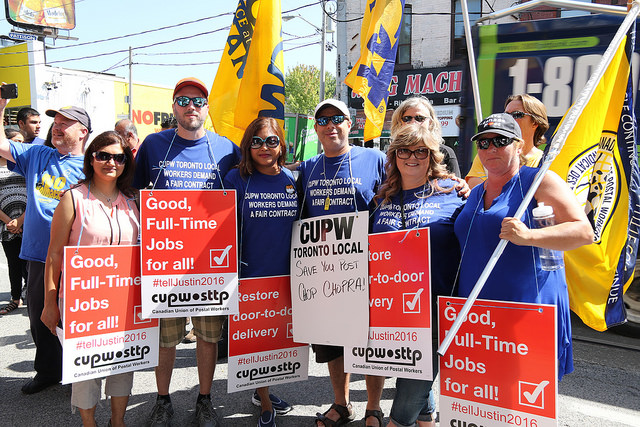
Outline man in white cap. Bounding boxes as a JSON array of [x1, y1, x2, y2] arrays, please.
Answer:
[[0, 98, 88, 394], [134, 77, 240, 427], [298, 99, 387, 427]]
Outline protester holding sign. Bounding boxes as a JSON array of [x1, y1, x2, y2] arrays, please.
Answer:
[[455, 113, 593, 380], [40, 131, 139, 427], [466, 94, 550, 188], [224, 117, 296, 427], [371, 124, 464, 427]]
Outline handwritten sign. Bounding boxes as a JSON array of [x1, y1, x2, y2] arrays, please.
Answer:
[[61, 245, 159, 384], [290, 212, 369, 346], [439, 297, 558, 427], [227, 276, 309, 392], [140, 189, 238, 317], [345, 229, 432, 379]]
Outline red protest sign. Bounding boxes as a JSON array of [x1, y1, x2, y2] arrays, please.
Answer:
[[439, 297, 557, 426], [62, 245, 159, 384]]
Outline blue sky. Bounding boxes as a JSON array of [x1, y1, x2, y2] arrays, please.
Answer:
[[0, 0, 338, 89]]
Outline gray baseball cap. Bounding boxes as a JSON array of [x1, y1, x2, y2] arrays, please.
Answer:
[[46, 106, 92, 133]]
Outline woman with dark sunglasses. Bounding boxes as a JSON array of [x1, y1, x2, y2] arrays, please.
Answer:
[[455, 113, 592, 381], [466, 94, 550, 188], [224, 117, 296, 427], [41, 131, 139, 427], [370, 124, 465, 427]]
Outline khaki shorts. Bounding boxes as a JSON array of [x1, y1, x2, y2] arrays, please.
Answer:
[[159, 316, 226, 347], [71, 372, 134, 410]]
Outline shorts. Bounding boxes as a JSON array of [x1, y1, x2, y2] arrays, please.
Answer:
[[312, 344, 344, 363], [159, 316, 225, 347], [71, 372, 134, 410]]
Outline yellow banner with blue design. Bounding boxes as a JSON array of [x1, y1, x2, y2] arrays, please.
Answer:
[[209, 0, 285, 144], [550, 24, 640, 331], [344, 0, 404, 141]]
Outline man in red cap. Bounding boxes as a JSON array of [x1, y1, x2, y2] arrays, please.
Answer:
[[134, 77, 240, 427], [0, 99, 88, 394]]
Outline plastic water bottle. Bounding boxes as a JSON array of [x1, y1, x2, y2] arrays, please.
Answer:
[[532, 203, 564, 271]]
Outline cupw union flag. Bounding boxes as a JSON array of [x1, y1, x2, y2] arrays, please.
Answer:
[[345, 0, 405, 141], [550, 24, 640, 331]]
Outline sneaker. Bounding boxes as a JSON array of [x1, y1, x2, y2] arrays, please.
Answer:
[[195, 398, 220, 427], [183, 329, 197, 343], [258, 410, 276, 427], [147, 399, 174, 427], [251, 391, 292, 415]]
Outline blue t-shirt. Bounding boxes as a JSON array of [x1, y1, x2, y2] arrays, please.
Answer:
[[224, 168, 298, 278], [9, 143, 85, 262], [298, 145, 385, 218], [133, 129, 241, 190], [371, 180, 464, 297]]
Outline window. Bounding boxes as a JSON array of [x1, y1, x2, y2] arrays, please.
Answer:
[[452, 0, 482, 60], [396, 4, 412, 66]]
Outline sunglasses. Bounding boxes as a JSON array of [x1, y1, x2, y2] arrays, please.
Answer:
[[316, 115, 346, 126], [251, 135, 280, 149], [396, 147, 430, 160], [475, 136, 515, 150], [174, 96, 208, 108], [93, 151, 127, 165], [401, 115, 428, 124], [508, 111, 532, 120]]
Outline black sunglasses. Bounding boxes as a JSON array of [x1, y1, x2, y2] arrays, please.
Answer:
[[251, 135, 280, 149], [174, 96, 208, 108], [401, 115, 428, 124], [508, 111, 532, 120], [93, 151, 127, 165], [475, 136, 515, 150], [396, 147, 430, 160], [316, 115, 346, 126]]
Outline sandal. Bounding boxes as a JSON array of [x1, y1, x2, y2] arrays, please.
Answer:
[[315, 402, 355, 426], [0, 300, 19, 315], [363, 409, 384, 427]]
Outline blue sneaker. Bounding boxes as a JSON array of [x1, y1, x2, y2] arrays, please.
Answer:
[[251, 391, 292, 415], [257, 410, 276, 427]]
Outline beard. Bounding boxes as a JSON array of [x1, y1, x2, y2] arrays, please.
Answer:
[[177, 114, 205, 132]]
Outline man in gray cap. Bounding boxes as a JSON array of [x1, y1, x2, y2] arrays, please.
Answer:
[[0, 98, 88, 394]]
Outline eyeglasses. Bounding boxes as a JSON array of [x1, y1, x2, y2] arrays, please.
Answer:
[[316, 115, 346, 126], [401, 115, 428, 124], [251, 135, 280, 149], [174, 96, 208, 108], [475, 136, 515, 150], [508, 111, 532, 120], [93, 151, 127, 165], [396, 147, 430, 160]]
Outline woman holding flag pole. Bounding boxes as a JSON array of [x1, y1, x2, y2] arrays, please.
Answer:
[[41, 131, 139, 427], [454, 113, 593, 380]]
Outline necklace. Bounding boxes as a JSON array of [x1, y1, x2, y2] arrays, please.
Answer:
[[91, 185, 119, 209], [322, 151, 350, 211]]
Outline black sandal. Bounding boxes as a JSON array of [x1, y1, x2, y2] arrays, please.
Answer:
[[363, 409, 384, 427], [0, 300, 19, 315], [315, 402, 355, 426]]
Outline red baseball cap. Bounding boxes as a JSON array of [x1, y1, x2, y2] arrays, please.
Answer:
[[173, 77, 208, 99]]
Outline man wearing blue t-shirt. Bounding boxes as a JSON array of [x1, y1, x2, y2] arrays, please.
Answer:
[[134, 77, 240, 427], [0, 99, 88, 394], [298, 99, 387, 427]]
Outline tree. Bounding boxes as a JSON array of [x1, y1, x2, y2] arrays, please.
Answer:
[[285, 64, 337, 115]]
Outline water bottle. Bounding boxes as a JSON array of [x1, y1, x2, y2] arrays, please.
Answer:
[[531, 203, 564, 271]]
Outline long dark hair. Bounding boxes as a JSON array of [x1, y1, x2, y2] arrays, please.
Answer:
[[79, 131, 135, 197], [238, 117, 286, 177]]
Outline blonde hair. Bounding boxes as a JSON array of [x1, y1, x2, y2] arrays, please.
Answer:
[[391, 96, 443, 141], [505, 94, 549, 146], [376, 125, 453, 204]]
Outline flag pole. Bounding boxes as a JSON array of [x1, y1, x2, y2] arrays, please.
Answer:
[[461, 0, 483, 124], [438, 1, 640, 357]]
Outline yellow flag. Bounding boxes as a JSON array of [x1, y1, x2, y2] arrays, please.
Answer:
[[344, 0, 404, 141], [550, 29, 640, 331], [209, 0, 285, 144]]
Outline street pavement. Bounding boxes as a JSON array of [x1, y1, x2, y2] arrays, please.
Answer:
[[1, 255, 639, 426]]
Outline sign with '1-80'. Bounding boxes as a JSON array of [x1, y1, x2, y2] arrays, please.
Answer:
[[140, 190, 238, 318]]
